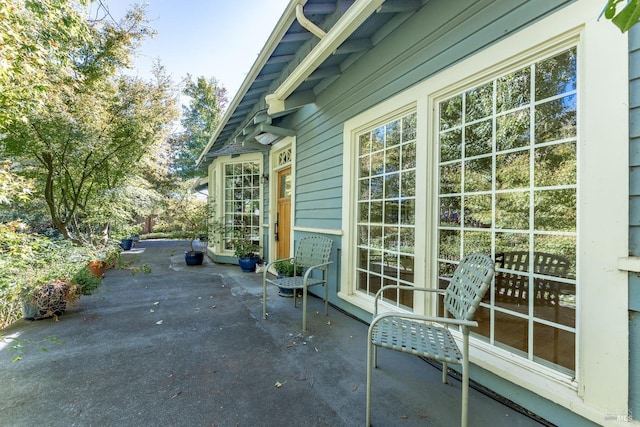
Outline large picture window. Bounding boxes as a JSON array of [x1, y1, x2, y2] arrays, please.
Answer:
[[343, 4, 628, 418], [437, 47, 577, 374], [223, 161, 261, 253], [356, 112, 417, 309]]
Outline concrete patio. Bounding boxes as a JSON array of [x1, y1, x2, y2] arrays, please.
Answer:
[[0, 240, 553, 426]]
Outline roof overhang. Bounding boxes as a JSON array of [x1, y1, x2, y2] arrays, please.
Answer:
[[265, 0, 385, 115], [196, 0, 426, 166]]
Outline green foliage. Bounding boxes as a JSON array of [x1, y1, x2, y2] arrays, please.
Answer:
[[0, 0, 91, 127], [602, 0, 640, 32], [72, 265, 103, 296], [172, 75, 228, 179], [273, 260, 302, 277], [1, 2, 179, 244], [229, 231, 261, 258]]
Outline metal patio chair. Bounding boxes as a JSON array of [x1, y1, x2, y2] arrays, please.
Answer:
[[366, 253, 494, 427], [262, 236, 333, 331]]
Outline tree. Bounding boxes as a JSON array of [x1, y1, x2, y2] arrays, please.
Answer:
[[1, 3, 179, 243], [172, 75, 227, 179], [0, 0, 92, 127]]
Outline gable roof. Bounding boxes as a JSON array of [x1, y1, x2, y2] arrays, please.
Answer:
[[197, 0, 426, 166]]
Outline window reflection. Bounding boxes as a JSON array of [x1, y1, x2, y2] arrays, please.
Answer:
[[437, 47, 577, 373], [356, 112, 418, 309]]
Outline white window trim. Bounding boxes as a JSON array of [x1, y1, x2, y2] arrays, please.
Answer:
[[210, 151, 264, 257], [340, 1, 628, 424], [267, 137, 296, 262]]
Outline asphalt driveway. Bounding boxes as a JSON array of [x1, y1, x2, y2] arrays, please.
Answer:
[[0, 240, 551, 426]]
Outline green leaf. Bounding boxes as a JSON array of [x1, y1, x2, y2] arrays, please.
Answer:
[[611, 0, 640, 32]]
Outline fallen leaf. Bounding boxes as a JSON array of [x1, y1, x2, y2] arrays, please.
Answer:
[[352, 384, 359, 392], [156, 320, 163, 325], [275, 381, 283, 388], [150, 309, 154, 313], [327, 320, 331, 325]]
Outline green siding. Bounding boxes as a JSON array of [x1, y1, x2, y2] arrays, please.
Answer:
[[289, 0, 572, 231]]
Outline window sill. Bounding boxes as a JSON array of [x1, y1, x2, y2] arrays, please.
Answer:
[[617, 257, 640, 273]]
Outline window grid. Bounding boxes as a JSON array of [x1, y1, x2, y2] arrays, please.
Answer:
[[437, 47, 577, 374], [223, 161, 261, 251], [356, 112, 417, 309]]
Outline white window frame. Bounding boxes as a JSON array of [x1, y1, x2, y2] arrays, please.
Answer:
[[209, 152, 264, 257], [340, 1, 628, 423], [267, 137, 296, 262]]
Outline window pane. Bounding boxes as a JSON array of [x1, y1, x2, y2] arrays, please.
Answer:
[[359, 133, 372, 154], [496, 109, 530, 151], [440, 196, 461, 226], [465, 119, 492, 157], [386, 120, 401, 147], [356, 111, 417, 307], [497, 67, 531, 112], [466, 82, 493, 122], [436, 46, 578, 374], [439, 229, 461, 261], [535, 48, 577, 101], [440, 95, 462, 131], [496, 150, 530, 189], [402, 141, 416, 169], [534, 189, 576, 232], [384, 173, 400, 199], [533, 324, 575, 373], [440, 163, 461, 194], [535, 94, 576, 143], [495, 192, 530, 229], [464, 194, 492, 228], [440, 129, 462, 162], [535, 142, 576, 187], [464, 157, 492, 192]]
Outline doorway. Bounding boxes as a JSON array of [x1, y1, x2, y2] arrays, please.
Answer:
[[276, 167, 291, 258]]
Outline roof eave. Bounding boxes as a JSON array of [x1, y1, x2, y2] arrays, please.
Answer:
[[196, 0, 302, 167]]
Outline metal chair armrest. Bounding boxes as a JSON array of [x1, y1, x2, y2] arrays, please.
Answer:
[[371, 311, 478, 329], [301, 261, 334, 283]]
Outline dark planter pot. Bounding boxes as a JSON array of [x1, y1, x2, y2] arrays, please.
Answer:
[[185, 251, 204, 266], [238, 256, 260, 272], [276, 274, 294, 297], [120, 239, 133, 250]]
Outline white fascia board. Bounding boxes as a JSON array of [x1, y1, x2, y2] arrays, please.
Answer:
[[266, 0, 386, 115], [196, 0, 300, 167]]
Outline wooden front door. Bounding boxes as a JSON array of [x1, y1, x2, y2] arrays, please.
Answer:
[[276, 167, 292, 259]]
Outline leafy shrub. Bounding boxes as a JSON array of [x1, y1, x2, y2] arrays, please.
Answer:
[[72, 266, 103, 296]]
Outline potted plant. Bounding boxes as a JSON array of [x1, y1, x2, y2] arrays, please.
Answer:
[[18, 238, 86, 321], [177, 199, 209, 266], [112, 223, 142, 251], [230, 233, 261, 272], [273, 260, 302, 297]]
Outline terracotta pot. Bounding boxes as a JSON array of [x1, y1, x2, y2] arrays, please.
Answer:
[[88, 261, 106, 278]]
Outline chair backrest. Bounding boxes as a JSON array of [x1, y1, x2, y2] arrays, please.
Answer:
[[493, 251, 570, 307], [294, 236, 333, 268], [444, 253, 494, 321]]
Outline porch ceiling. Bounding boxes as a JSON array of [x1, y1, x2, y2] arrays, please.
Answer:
[[197, 0, 426, 165]]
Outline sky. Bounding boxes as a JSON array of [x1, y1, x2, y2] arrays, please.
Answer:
[[96, 0, 290, 100]]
